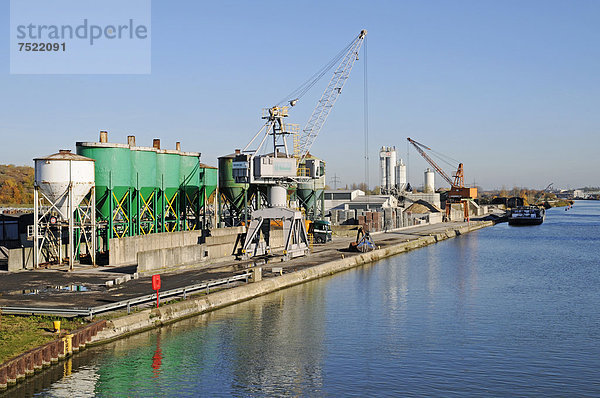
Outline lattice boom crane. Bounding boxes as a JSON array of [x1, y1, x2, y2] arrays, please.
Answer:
[[407, 137, 476, 200], [297, 29, 367, 164]]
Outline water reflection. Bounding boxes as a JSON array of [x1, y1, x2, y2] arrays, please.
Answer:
[[151, 334, 162, 378], [229, 283, 326, 396], [23, 202, 600, 396]]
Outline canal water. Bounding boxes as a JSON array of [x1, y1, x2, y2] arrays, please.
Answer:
[[18, 201, 600, 397]]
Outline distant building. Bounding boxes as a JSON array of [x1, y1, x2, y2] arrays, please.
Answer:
[[342, 195, 398, 211], [325, 190, 397, 212], [401, 192, 441, 209], [324, 190, 365, 211]]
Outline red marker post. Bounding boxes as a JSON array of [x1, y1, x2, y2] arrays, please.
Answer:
[[152, 274, 161, 308]]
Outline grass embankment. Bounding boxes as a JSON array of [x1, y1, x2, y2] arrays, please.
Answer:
[[0, 287, 233, 364], [0, 314, 89, 363]]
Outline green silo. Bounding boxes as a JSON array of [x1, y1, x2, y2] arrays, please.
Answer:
[[218, 154, 247, 213], [76, 138, 133, 249], [200, 164, 218, 207], [130, 146, 158, 235], [179, 151, 201, 230], [218, 153, 260, 226], [157, 149, 181, 232]]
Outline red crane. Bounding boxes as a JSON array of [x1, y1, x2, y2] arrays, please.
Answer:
[[407, 137, 477, 220]]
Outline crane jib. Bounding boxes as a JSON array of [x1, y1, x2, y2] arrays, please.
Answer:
[[297, 30, 367, 163]]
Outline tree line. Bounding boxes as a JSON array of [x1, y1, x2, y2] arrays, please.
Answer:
[[0, 164, 34, 205]]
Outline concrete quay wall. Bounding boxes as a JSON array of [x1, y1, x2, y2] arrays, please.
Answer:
[[136, 228, 285, 274], [94, 221, 493, 344], [109, 227, 245, 265]]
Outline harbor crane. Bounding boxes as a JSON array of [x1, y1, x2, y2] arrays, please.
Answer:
[[234, 29, 367, 184], [407, 137, 477, 220], [232, 30, 367, 260]]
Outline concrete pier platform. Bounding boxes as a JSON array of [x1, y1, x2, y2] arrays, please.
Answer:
[[0, 221, 491, 311]]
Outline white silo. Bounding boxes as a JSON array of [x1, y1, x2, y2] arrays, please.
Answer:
[[33, 150, 96, 270], [424, 168, 435, 193], [395, 158, 407, 191], [379, 146, 397, 193], [269, 185, 287, 207]]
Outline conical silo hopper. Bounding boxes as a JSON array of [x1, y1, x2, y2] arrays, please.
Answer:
[[200, 164, 218, 207], [179, 150, 201, 230], [34, 150, 95, 220], [180, 151, 201, 201], [76, 136, 132, 236], [130, 144, 158, 234], [33, 150, 96, 269], [156, 142, 181, 232], [218, 153, 254, 217]]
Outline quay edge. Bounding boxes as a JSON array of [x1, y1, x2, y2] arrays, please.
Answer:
[[0, 220, 493, 391], [90, 220, 494, 345]]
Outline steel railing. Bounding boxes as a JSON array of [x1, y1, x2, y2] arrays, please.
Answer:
[[1, 272, 252, 318]]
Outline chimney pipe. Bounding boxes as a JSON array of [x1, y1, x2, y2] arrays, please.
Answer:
[[59, 149, 71, 154], [153, 139, 161, 149], [99, 131, 108, 143], [127, 135, 136, 146], [175, 142, 181, 151]]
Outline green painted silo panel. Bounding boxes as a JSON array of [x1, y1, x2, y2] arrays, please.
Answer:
[[76, 143, 131, 220], [130, 148, 157, 197], [218, 156, 249, 213], [199, 166, 217, 207], [297, 185, 316, 209], [297, 175, 325, 213], [157, 151, 180, 197], [180, 154, 200, 196]]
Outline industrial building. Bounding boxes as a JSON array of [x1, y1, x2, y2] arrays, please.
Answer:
[[0, 131, 222, 270], [323, 189, 365, 211]]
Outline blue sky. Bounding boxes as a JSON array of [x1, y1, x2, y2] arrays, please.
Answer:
[[1, 0, 599, 190]]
